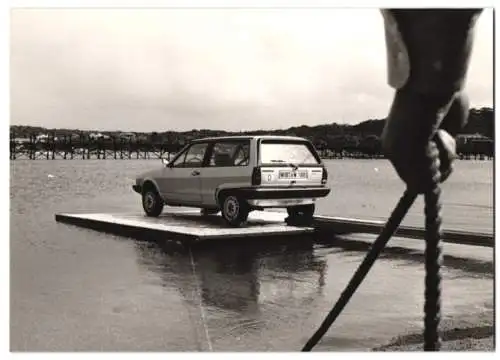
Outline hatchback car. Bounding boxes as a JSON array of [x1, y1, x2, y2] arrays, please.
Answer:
[[133, 135, 330, 227]]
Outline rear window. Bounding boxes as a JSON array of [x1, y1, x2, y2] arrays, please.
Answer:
[[259, 140, 320, 165]]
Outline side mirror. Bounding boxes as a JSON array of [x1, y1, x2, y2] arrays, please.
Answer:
[[161, 158, 170, 166]]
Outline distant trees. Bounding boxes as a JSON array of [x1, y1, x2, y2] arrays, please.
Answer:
[[10, 107, 493, 158]]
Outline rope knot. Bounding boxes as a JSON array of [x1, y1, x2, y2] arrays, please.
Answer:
[[384, 127, 456, 195], [415, 136, 445, 193]]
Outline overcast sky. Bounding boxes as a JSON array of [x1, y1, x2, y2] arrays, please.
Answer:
[[10, 8, 494, 132]]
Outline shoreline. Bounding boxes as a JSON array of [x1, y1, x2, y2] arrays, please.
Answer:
[[372, 309, 494, 352], [8, 156, 495, 161]]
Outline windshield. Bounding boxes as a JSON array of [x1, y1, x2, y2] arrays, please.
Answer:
[[259, 141, 320, 165]]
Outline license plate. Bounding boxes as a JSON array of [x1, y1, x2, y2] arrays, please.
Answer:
[[279, 170, 308, 179]]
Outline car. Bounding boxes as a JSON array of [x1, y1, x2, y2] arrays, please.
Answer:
[[133, 135, 331, 227]]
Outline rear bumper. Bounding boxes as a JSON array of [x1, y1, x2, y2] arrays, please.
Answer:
[[247, 198, 316, 207], [237, 186, 330, 200], [132, 185, 142, 194], [239, 187, 330, 208]]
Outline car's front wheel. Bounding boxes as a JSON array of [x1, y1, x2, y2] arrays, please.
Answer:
[[142, 186, 164, 217], [220, 194, 249, 227]]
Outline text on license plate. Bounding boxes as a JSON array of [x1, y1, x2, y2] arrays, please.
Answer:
[[279, 170, 308, 179]]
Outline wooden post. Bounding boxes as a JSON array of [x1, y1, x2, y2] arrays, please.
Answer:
[[87, 136, 90, 160], [52, 132, 56, 160], [63, 135, 67, 159], [102, 138, 105, 159], [96, 137, 100, 160], [10, 132, 15, 160], [29, 135, 33, 160], [79, 134, 83, 159]]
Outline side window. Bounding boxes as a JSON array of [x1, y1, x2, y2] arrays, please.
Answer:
[[233, 143, 250, 166], [171, 150, 187, 168], [171, 143, 208, 168], [208, 141, 250, 167]]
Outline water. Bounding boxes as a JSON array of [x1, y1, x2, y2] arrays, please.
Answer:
[[316, 159, 493, 234], [10, 159, 494, 351]]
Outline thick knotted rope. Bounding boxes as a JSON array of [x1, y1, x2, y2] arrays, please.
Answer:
[[302, 175, 444, 351], [301, 190, 417, 351], [423, 185, 443, 350]]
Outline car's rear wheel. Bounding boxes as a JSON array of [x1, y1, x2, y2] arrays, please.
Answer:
[[287, 203, 315, 222], [142, 185, 164, 217], [220, 194, 249, 227]]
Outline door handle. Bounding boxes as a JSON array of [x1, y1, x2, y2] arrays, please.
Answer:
[[191, 170, 200, 176]]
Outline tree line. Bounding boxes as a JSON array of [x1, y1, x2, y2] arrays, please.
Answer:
[[10, 107, 493, 157]]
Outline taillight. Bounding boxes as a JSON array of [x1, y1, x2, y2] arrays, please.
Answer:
[[321, 167, 328, 184], [252, 166, 262, 185]]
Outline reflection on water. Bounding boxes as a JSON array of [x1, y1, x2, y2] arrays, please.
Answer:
[[133, 238, 332, 350], [198, 250, 261, 312], [131, 234, 493, 351], [330, 235, 494, 279], [135, 238, 327, 315]]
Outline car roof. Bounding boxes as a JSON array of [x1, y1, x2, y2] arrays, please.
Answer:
[[190, 135, 309, 143]]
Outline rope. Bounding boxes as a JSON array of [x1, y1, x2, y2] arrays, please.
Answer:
[[302, 190, 417, 351], [189, 247, 214, 352], [302, 181, 445, 351], [423, 185, 443, 351]]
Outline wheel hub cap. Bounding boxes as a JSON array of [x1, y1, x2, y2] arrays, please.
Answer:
[[144, 192, 155, 210], [225, 197, 239, 219]]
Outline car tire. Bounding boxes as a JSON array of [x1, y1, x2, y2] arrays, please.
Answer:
[[142, 186, 164, 217], [220, 194, 249, 227], [287, 204, 315, 222]]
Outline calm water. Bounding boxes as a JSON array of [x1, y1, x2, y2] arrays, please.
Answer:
[[10, 159, 494, 351]]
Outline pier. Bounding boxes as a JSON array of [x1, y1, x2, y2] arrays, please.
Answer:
[[55, 209, 493, 248], [9, 133, 181, 160], [10, 131, 494, 161], [55, 210, 314, 243]]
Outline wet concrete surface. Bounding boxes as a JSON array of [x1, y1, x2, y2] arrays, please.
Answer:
[[10, 160, 494, 351]]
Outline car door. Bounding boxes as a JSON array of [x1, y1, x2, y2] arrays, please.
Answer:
[[159, 142, 209, 205], [201, 140, 252, 207]]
